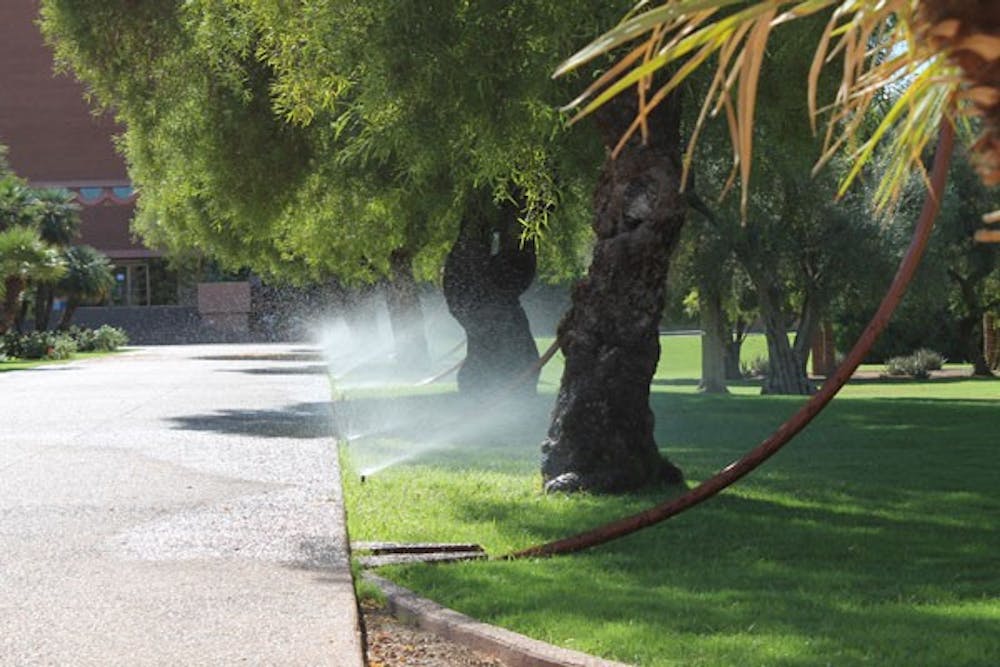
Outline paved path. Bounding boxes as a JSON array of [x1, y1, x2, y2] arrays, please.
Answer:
[[0, 344, 363, 666]]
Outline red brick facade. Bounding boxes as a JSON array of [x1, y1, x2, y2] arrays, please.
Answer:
[[0, 0, 153, 261]]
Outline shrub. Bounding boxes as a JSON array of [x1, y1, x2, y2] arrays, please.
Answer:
[[911, 348, 944, 372], [48, 335, 77, 360], [1, 331, 77, 360], [885, 348, 945, 379], [67, 325, 128, 352], [89, 324, 128, 351], [741, 355, 769, 379]]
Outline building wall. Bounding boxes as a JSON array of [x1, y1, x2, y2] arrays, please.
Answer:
[[0, 0, 151, 261]]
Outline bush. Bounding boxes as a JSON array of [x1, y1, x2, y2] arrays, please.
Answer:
[[741, 355, 770, 379], [911, 348, 944, 372], [48, 335, 77, 360], [91, 324, 128, 351], [67, 325, 128, 352], [885, 348, 945, 379], [1, 331, 77, 360]]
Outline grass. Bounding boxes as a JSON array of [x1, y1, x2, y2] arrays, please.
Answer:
[[339, 335, 999, 666], [0, 350, 121, 373]]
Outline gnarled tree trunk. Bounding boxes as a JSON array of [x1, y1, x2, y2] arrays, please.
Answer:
[[741, 255, 815, 395], [756, 277, 814, 395], [442, 193, 539, 397], [385, 248, 430, 373], [541, 92, 685, 494]]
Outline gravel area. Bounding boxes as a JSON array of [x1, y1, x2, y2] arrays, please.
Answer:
[[363, 600, 508, 667]]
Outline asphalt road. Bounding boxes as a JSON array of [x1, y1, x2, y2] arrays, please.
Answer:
[[0, 344, 363, 666]]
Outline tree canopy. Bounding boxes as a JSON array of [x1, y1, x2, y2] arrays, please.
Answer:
[[40, 0, 628, 285]]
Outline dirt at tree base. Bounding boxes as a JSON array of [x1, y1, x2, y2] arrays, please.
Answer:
[[362, 599, 508, 667]]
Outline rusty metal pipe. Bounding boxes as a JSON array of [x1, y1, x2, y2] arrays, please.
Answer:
[[504, 121, 955, 560]]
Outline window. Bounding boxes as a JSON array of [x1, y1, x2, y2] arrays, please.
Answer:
[[110, 263, 150, 307]]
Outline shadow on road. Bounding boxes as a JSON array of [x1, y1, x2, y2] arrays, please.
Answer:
[[220, 364, 330, 376], [168, 401, 335, 438]]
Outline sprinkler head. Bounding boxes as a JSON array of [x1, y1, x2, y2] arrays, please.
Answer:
[[360, 475, 367, 484]]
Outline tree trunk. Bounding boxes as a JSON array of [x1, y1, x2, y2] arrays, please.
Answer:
[[793, 294, 822, 383], [540, 92, 686, 494], [442, 192, 539, 397], [724, 326, 745, 380], [385, 248, 430, 373], [986, 313, 998, 371], [949, 271, 993, 377], [1, 276, 25, 334], [757, 280, 813, 395], [810, 321, 836, 376], [33, 284, 54, 331], [57, 298, 79, 331], [958, 314, 993, 377], [699, 284, 729, 393]]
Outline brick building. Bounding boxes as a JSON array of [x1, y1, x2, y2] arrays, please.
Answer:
[[0, 1, 178, 310]]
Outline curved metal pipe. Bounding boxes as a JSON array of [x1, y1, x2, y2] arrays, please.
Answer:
[[504, 121, 955, 560]]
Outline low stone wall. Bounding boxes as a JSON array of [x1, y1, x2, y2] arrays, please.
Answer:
[[72, 305, 251, 345]]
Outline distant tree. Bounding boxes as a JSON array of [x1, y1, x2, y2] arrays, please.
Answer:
[[0, 226, 65, 333], [676, 224, 757, 393], [0, 177, 67, 333], [30, 188, 81, 330], [56, 245, 115, 330], [936, 157, 999, 376]]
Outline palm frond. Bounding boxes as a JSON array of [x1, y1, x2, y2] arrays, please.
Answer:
[[556, 0, 997, 217]]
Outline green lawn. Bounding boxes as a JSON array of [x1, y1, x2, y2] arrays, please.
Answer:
[[339, 335, 999, 666], [0, 350, 120, 373]]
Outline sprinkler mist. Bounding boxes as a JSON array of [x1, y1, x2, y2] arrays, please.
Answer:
[[319, 289, 477, 478]]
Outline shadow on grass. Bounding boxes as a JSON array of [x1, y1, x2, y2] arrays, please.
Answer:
[[387, 400, 998, 663], [348, 386, 999, 664], [168, 401, 335, 438]]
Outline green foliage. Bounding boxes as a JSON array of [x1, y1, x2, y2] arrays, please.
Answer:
[[0, 176, 72, 319], [0, 325, 125, 360], [740, 354, 770, 379], [0, 226, 66, 285], [57, 245, 115, 303], [0, 175, 39, 230], [67, 324, 128, 352], [40, 0, 614, 286], [32, 188, 81, 246], [884, 349, 945, 379], [833, 150, 999, 366], [1, 330, 77, 360]]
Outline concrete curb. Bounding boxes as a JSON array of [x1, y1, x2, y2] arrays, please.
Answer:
[[363, 573, 632, 667]]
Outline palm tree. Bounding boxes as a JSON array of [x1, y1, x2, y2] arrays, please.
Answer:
[[56, 245, 115, 330], [30, 188, 81, 329], [0, 175, 39, 229], [0, 226, 65, 333], [557, 0, 999, 224]]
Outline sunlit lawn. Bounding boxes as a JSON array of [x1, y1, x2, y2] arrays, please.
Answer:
[[340, 335, 999, 666]]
